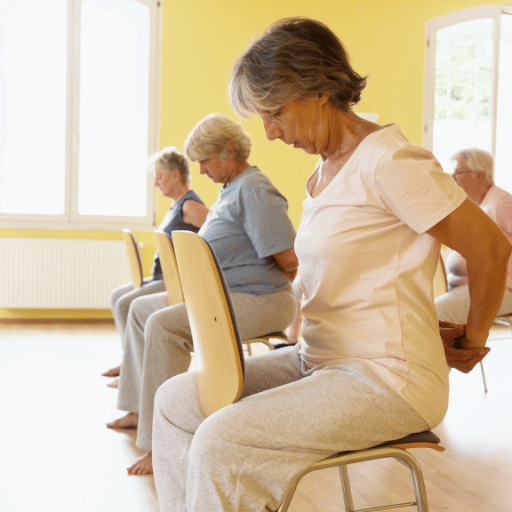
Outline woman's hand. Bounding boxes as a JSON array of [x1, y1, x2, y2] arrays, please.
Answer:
[[272, 247, 299, 281], [439, 320, 490, 373]]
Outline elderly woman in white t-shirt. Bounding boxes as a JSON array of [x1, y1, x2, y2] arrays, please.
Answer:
[[151, 18, 511, 512]]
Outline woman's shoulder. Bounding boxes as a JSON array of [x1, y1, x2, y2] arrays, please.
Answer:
[[182, 190, 204, 204], [235, 166, 278, 191], [359, 124, 438, 172]]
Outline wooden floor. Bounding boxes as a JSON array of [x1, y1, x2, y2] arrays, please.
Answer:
[[0, 321, 511, 512]]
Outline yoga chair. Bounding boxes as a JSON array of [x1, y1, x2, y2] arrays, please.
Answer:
[[173, 230, 444, 512], [122, 228, 144, 289], [156, 229, 289, 354], [434, 253, 488, 392], [172, 230, 244, 415], [154, 230, 185, 306]]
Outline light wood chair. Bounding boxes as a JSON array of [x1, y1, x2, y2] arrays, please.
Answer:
[[156, 229, 289, 354], [154, 230, 184, 306], [122, 228, 144, 289], [434, 252, 488, 392], [172, 230, 444, 511], [172, 230, 244, 416]]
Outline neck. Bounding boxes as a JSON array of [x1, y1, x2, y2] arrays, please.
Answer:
[[321, 108, 381, 162], [226, 160, 250, 183], [470, 183, 492, 205], [169, 182, 190, 202]]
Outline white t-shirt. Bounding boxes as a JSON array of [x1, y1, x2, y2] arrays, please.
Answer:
[[295, 124, 466, 427]]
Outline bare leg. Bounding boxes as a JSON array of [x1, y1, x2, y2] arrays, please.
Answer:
[[127, 452, 153, 475], [106, 412, 138, 429], [102, 364, 121, 377]]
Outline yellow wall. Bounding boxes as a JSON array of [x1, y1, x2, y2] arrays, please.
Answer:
[[2, 0, 509, 319]]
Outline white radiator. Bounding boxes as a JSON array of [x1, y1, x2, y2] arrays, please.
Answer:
[[0, 238, 131, 308]]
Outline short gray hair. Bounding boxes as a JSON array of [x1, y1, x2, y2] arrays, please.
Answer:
[[184, 113, 252, 162], [229, 17, 367, 118], [149, 147, 190, 185], [451, 148, 494, 186]]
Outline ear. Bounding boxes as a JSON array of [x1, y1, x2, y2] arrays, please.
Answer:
[[475, 170, 487, 183], [227, 140, 237, 158], [318, 93, 330, 106]]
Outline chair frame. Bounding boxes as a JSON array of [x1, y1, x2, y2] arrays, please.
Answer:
[[277, 432, 444, 512], [122, 228, 144, 289]]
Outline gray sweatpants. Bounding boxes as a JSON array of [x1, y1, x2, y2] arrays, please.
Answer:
[[435, 284, 512, 325], [117, 287, 298, 452], [110, 279, 165, 343], [153, 345, 429, 512]]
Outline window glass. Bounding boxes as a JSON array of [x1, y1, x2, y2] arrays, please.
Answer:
[[496, 14, 512, 191], [0, 0, 67, 214], [433, 18, 494, 173], [0, 0, 157, 226], [78, 0, 150, 217]]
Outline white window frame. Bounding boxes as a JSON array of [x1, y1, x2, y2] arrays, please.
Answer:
[[0, 0, 161, 231], [423, 5, 512, 169]]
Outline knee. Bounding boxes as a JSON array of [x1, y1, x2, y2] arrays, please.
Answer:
[[155, 373, 203, 431], [145, 311, 163, 339]]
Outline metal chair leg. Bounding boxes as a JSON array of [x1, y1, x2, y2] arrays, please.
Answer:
[[480, 361, 488, 393], [394, 452, 430, 512], [339, 465, 356, 512]]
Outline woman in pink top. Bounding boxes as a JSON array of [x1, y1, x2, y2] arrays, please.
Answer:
[[436, 147, 512, 323], [151, 18, 511, 512]]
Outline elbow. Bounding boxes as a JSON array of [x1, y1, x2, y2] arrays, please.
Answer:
[[500, 239, 512, 265], [490, 232, 512, 268]]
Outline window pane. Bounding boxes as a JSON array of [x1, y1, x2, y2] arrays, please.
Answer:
[[78, 0, 150, 217], [433, 18, 494, 173], [495, 14, 512, 192], [0, 0, 67, 214]]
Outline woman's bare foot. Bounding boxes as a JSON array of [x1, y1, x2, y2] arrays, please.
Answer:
[[106, 378, 119, 388], [106, 412, 138, 429], [102, 364, 121, 377], [127, 452, 153, 475]]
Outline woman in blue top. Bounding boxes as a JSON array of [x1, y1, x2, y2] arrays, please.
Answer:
[[103, 147, 208, 379], [108, 114, 298, 476]]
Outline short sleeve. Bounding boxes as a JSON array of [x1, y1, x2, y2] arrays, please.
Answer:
[[239, 178, 296, 259], [494, 192, 512, 234], [373, 144, 467, 233]]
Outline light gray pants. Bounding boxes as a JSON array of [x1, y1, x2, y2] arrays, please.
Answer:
[[110, 279, 165, 343], [435, 285, 512, 325], [118, 287, 297, 452], [153, 345, 429, 512], [117, 290, 169, 413]]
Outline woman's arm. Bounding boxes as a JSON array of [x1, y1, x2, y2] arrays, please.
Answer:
[[427, 198, 512, 348], [182, 199, 209, 228], [272, 247, 299, 282]]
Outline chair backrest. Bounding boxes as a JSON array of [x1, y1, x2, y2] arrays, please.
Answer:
[[433, 252, 448, 298], [154, 230, 185, 306], [122, 229, 143, 289], [172, 230, 245, 417]]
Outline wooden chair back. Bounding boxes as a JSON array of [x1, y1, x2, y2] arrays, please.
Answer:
[[154, 230, 184, 306], [172, 230, 244, 417], [122, 229, 143, 289]]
